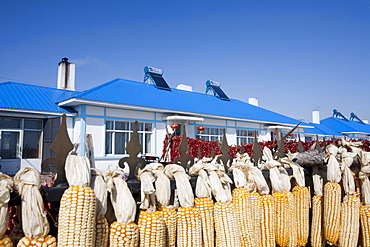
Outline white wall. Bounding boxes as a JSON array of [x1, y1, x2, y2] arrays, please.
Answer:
[[86, 117, 105, 157]]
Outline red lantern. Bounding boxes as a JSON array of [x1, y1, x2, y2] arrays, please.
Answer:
[[197, 126, 205, 132], [273, 132, 277, 135], [288, 133, 293, 136], [171, 123, 179, 129]]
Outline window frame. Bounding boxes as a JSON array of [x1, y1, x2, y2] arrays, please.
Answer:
[[236, 129, 258, 145], [105, 120, 153, 156]]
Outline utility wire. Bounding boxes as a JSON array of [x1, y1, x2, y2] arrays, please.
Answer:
[[0, 76, 50, 87]]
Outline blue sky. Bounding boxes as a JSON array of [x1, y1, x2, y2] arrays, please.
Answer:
[[1, 1, 370, 123]]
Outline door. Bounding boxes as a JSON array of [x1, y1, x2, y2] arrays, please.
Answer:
[[0, 130, 21, 175]]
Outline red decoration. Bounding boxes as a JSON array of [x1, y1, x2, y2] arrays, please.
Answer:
[[288, 133, 293, 136], [273, 132, 277, 135], [171, 123, 179, 129], [197, 126, 205, 132]]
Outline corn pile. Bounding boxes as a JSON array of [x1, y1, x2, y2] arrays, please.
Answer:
[[57, 152, 96, 247], [105, 169, 139, 246], [14, 167, 57, 247]]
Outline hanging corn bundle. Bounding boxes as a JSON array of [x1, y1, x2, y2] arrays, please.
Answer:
[[310, 165, 326, 247], [263, 147, 291, 247], [229, 161, 258, 247], [189, 159, 214, 247], [164, 164, 202, 247], [0, 173, 13, 247], [242, 158, 274, 247], [338, 146, 361, 247], [90, 168, 109, 247], [152, 163, 176, 247], [281, 157, 311, 247], [358, 149, 370, 247], [13, 167, 56, 247], [323, 144, 342, 245], [57, 150, 96, 247], [207, 161, 241, 247], [105, 169, 139, 247], [137, 164, 166, 247]]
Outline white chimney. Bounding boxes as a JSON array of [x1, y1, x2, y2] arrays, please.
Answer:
[[176, 84, 193, 92], [57, 57, 75, 91], [312, 110, 320, 124], [248, 97, 258, 106]]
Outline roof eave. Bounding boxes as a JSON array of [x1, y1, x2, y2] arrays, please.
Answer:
[[59, 98, 309, 127], [0, 107, 77, 117]]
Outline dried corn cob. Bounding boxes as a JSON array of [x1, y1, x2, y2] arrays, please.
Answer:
[[323, 144, 342, 245], [214, 201, 240, 247], [287, 191, 298, 247], [272, 191, 290, 247], [260, 194, 275, 247], [152, 163, 177, 247], [338, 194, 361, 247], [207, 161, 241, 247], [292, 186, 310, 246], [158, 207, 177, 247], [311, 195, 324, 247], [105, 169, 139, 247], [264, 147, 291, 247], [190, 161, 214, 247], [14, 167, 57, 247], [137, 164, 166, 247], [232, 188, 256, 246], [164, 164, 202, 247], [91, 168, 109, 247], [138, 210, 165, 247]]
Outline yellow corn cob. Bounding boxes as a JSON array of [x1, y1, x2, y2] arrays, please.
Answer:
[[177, 206, 202, 247], [214, 201, 241, 247], [310, 195, 324, 247], [272, 191, 289, 247], [292, 186, 310, 246], [95, 217, 109, 247], [109, 221, 139, 247], [0, 235, 13, 247], [361, 205, 370, 247], [17, 236, 56, 247], [57, 185, 96, 247], [323, 181, 341, 245], [287, 191, 298, 247], [232, 188, 257, 247], [194, 197, 214, 247], [159, 207, 177, 247], [260, 194, 275, 247], [250, 192, 262, 247], [338, 194, 361, 247], [138, 210, 166, 247]]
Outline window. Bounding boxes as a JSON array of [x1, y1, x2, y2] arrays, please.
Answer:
[[0, 117, 42, 159], [106, 120, 153, 155], [237, 129, 258, 145], [285, 133, 298, 142], [196, 127, 223, 142]]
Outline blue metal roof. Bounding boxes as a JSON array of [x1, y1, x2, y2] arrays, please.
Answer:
[[321, 117, 370, 134], [64, 78, 308, 126], [0, 82, 77, 114], [305, 122, 344, 136]]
